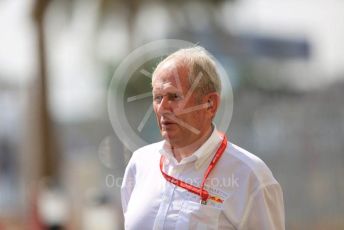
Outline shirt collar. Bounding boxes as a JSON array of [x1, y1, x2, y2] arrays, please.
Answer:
[[159, 124, 223, 169]]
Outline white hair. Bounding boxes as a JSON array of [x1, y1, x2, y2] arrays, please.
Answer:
[[152, 46, 221, 96]]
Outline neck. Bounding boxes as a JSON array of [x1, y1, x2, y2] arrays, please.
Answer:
[[172, 126, 213, 162]]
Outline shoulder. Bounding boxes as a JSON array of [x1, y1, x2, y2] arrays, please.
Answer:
[[221, 142, 278, 186], [128, 141, 164, 167], [132, 141, 164, 157], [217, 142, 284, 229]]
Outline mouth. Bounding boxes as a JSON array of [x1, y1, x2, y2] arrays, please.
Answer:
[[160, 117, 177, 127], [161, 120, 176, 126]]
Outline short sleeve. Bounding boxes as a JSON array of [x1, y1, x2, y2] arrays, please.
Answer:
[[240, 183, 285, 230], [121, 154, 137, 215]]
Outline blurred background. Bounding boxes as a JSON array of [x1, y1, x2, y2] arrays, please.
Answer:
[[1, 0, 344, 229]]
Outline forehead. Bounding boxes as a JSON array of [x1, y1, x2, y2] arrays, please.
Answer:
[[152, 59, 189, 89]]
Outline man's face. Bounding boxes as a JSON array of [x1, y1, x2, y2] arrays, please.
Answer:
[[152, 59, 211, 148]]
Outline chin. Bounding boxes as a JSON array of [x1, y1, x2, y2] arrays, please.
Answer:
[[162, 131, 177, 142]]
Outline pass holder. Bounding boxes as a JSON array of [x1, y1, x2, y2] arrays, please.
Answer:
[[200, 200, 207, 205], [160, 133, 227, 206]]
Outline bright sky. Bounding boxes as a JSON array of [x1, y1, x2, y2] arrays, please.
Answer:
[[0, 0, 36, 84], [222, 0, 344, 76], [1, 0, 344, 114]]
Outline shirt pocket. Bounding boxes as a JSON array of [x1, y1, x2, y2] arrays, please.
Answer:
[[175, 200, 221, 230]]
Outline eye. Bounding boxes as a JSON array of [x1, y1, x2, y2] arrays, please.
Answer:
[[169, 93, 182, 101], [171, 94, 178, 100], [153, 95, 163, 103]]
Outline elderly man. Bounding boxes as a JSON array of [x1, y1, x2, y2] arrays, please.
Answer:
[[121, 47, 285, 229]]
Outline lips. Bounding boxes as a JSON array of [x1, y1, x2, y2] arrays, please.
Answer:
[[161, 120, 176, 126], [160, 116, 177, 126]]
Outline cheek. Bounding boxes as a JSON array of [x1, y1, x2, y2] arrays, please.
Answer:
[[181, 111, 201, 125], [153, 103, 159, 114], [192, 111, 206, 124], [173, 104, 183, 114]]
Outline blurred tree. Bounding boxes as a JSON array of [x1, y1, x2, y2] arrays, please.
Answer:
[[99, 0, 140, 50], [32, 0, 58, 179]]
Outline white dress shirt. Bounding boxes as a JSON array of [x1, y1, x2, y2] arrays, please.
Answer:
[[121, 129, 285, 229]]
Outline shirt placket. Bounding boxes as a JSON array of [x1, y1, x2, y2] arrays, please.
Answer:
[[153, 165, 182, 230]]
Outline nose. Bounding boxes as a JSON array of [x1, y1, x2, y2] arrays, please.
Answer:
[[157, 96, 172, 115]]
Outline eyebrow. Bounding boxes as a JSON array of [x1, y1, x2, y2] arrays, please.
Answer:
[[152, 87, 182, 94]]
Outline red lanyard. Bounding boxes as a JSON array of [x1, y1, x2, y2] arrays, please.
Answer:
[[160, 135, 227, 204]]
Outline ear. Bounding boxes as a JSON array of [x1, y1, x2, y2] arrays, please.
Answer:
[[205, 92, 220, 119]]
